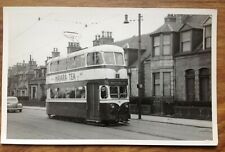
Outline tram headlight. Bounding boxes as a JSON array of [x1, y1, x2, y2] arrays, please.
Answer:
[[110, 103, 115, 109], [124, 103, 129, 109]]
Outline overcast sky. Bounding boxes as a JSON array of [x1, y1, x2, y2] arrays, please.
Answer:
[[4, 7, 213, 67]]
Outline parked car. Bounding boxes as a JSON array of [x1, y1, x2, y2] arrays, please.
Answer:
[[7, 97, 23, 112]]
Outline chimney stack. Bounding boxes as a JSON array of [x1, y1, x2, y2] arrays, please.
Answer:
[[52, 48, 60, 58], [164, 14, 176, 23], [67, 42, 81, 54]]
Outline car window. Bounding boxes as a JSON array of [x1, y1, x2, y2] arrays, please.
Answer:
[[7, 98, 18, 104]]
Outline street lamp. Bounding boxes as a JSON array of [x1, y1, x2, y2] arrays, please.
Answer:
[[124, 14, 143, 119]]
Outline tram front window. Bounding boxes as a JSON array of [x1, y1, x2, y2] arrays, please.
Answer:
[[110, 86, 118, 98], [87, 52, 103, 65], [110, 86, 127, 99], [115, 52, 124, 65], [119, 86, 127, 98], [104, 52, 115, 65]]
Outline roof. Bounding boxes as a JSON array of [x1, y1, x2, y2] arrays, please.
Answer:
[[151, 15, 210, 35], [203, 16, 212, 26], [114, 34, 151, 50], [151, 22, 183, 35], [114, 34, 152, 67], [48, 44, 124, 63]]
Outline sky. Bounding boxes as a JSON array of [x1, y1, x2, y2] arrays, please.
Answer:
[[4, 7, 213, 67]]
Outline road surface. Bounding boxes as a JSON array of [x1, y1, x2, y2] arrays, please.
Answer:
[[7, 108, 212, 140]]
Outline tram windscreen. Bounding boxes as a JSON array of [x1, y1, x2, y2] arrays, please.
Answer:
[[104, 52, 115, 64], [110, 86, 127, 98], [115, 52, 124, 65], [87, 52, 103, 65]]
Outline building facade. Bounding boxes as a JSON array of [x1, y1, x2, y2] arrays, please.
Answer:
[[29, 66, 47, 101], [8, 56, 37, 98], [8, 56, 47, 102], [173, 16, 211, 119], [143, 14, 212, 119]]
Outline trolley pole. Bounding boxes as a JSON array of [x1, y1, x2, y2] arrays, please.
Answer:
[[124, 13, 142, 119]]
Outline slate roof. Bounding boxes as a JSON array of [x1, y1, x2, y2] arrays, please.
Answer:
[[114, 34, 152, 67], [150, 22, 183, 35], [151, 15, 210, 35], [114, 33, 151, 50]]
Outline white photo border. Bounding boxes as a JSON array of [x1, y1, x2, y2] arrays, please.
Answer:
[[1, 7, 218, 146]]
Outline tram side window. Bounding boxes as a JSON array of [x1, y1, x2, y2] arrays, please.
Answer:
[[67, 55, 85, 69], [58, 59, 67, 71], [100, 86, 108, 99], [104, 52, 115, 65], [87, 52, 103, 65], [115, 52, 124, 65], [75, 86, 86, 98], [50, 87, 75, 98], [75, 55, 85, 68], [110, 86, 119, 98]]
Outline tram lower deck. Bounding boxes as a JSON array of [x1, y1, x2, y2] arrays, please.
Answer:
[[46, 99, 130, 123]]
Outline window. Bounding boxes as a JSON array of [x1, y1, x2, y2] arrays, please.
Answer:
[[75, 86, 86, 98], [115, 52, 124, 65], [163, 72, 171, 96], [31, 86, 37, 99], [153, 36, 160, 56], [87, 52, 103, 65], [119, 86, 127, 98], [205, 26, 211, 49], [185, 69, 195, 101], [50, 86, 85, 99], [110, 86, 118, 98], [153, 72, 160, 96], [104, 52, 115, 65], [100, 86, 108, 99], [109, 86, 127, 99], [67, 55, 85, 69], [199, 68, 210, 101], [41, 69, 46, 77], [181, 31, 191, 52], [75, 55, 85, 68], [162, 35, 171, 55]]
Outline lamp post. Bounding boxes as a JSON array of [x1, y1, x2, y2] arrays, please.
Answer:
[[124, 13, 142, 119]]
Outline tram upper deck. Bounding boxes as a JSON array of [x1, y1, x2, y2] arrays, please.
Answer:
[[46, 45, 126, 75]]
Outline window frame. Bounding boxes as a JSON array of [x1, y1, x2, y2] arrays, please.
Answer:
[[180, 30, 192, 53], [153, 36, 160, 57], [87, 52, 104, 66], [205, 25, 211, 49], [153, 72, 160, 96], [162, 34, 171, 55]]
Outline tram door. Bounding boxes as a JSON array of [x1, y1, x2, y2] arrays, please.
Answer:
[[87, 83, 100, 121]]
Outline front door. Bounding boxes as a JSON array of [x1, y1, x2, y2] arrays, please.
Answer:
[[87, 83, 100, 121]]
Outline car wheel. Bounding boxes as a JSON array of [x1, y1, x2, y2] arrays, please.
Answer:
[[19, 109, 22, 112], [48, 114, 54, 119]]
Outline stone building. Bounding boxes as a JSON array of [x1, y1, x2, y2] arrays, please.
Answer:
[[173, 16, 211, 119], [8, 56, 37, 98], [29, 66, 47, 101], [115, 34, 151, 97], [144, 14, 212, 119]]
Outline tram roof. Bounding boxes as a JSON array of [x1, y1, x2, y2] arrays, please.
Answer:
[[48, 44, 124, 63]]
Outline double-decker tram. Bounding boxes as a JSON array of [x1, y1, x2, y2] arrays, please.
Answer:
[[46, 45, 130, 124]]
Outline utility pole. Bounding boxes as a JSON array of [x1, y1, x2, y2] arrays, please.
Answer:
[[124, 13, 143, 119]]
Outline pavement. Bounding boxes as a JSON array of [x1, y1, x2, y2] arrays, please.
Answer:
[[23, 106, 212, 128]]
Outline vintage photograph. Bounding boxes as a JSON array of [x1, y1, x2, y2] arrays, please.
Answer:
[[1, 7, 217, 145]]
